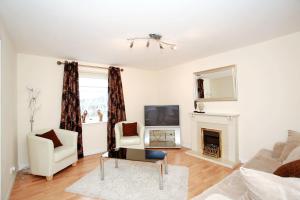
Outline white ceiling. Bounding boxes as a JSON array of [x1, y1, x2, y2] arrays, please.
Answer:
[[0, 0, 300, 70]]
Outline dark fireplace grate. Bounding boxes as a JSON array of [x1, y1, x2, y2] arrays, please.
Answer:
[[202, 129, 221, 158]]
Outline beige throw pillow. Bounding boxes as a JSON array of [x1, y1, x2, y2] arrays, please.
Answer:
[[287, 130, 300, 143], [283, 146, 300, 164], [279, 130, 300, 161], [240, 167, 300, 200], [279, 143, 300, 161]]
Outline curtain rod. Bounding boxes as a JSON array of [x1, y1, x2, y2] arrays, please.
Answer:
[[56, 61, 124, 72]]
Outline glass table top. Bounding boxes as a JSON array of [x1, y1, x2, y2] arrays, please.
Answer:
[[102, 148, 166, 163]]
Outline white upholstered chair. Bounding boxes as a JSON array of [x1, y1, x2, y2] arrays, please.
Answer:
[[115, 121, 145, 149], [27, 128, 78, 181]]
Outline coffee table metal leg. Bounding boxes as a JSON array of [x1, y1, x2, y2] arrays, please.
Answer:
[[164, 153, 168, 174], [159, 162, 163, 190], [115, 158, 118, 168], [100, 154, 104, 180]]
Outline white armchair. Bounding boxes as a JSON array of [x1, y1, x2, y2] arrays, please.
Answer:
[[27, 128, 78, 181], [115, 121, 145, 149]]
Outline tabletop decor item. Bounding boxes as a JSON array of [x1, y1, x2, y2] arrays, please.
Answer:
[[97, 109, 103, 122], [194, 101, 205, 113], [81, 110, 88, 123]]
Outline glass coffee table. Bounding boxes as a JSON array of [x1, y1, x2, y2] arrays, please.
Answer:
[[100, 148, 168, 190]]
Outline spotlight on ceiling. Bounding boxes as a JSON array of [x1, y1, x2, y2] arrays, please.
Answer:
[[159, 43, 164, 49], [146, 40, 150, 48], [130, 41, 134, 48], [171, 45, 177, 50]]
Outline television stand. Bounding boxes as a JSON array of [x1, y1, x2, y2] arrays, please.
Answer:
[[144, 126, 181, 148]]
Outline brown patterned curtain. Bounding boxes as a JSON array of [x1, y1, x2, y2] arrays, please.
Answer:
[[107, 66, 126, 151], [60, 61, 83, 158], [197, 78, 204, 98]]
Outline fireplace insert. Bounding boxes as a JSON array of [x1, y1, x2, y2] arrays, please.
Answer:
[[202, 128, 221, 158]]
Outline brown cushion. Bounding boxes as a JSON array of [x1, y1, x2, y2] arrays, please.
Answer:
[[36, 129, 63, 148], [122, 122, 138, 137], [273, 159, 300, 178]]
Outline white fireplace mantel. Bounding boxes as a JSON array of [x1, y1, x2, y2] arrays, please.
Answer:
[[190, 112, 239, 118], [186, 112, 240, 168]]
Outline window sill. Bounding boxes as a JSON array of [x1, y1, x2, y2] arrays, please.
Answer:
[[82, 121, 107, 125]]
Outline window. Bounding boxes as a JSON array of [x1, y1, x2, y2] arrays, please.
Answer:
[[79, 72, 108, 123]]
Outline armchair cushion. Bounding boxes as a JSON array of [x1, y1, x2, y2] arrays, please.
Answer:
[[36, 129, 62, 148], [54, 146, 76, 162], [120, 136, 141, 146], [122, 122, 138, 136]]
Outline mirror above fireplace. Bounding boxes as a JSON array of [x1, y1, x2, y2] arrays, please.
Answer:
[[194, 65, 237, 102]]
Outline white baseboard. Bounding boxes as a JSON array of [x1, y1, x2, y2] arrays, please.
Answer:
[[4, 173, 16, 200], [18, 163, 29, 171], [84, 148, 104, 156], [181, 143, 191, 149]]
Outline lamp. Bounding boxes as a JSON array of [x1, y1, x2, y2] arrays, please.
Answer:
[[128, 34, 176, 50]]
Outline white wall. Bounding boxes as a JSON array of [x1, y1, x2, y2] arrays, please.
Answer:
[[82, 123, 107, 156], [0, 20, 18, 200], [17, 54, 159, 167], [17, 55, 63, 168], [157, 32, 300, 162]]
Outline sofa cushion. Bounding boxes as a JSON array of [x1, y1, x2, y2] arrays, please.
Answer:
[[240, 167, 300, 200], [243, 149, 281, 173], [274, 159, 300, 178], [54, 146, 76, 162], [36, 129, 63, 148], [191, 170, 247, 200], [271, 142, 286, 159], [120, 136, 141, 146], [279, 142, 299, 161], [287, 130, 300, 143], [283, 145, 300, 164], [277, 130, 300, 161], [122, 122, 138, 136], [203, 194, 233, 200]]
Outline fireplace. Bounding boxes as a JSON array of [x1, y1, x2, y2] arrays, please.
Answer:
[[187, 113, 239, 168], [202, 128, 221, 158]]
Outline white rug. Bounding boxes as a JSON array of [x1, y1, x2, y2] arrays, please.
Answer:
[[66, 159, 189, 200]]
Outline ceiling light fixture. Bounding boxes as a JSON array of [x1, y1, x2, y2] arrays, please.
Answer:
[[127, 33, 176, 50]]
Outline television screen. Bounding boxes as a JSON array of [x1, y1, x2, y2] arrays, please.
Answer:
[[144, 105, 179, 126]]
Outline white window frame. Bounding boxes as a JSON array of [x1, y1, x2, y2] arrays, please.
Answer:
[[79, 71, 108, 124]]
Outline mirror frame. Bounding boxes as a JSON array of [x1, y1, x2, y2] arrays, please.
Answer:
[[194, 65, 238, 102]]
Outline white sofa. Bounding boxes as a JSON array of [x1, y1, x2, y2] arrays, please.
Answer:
[[27, 128, 78, 181], [115, 121, 145, 149], [192, 130, 300, 200]]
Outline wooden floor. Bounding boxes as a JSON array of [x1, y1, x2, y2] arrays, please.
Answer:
[[10, 148, 234, 200]]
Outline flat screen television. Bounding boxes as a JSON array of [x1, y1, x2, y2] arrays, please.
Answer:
[[144, 105, 179, 126]]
